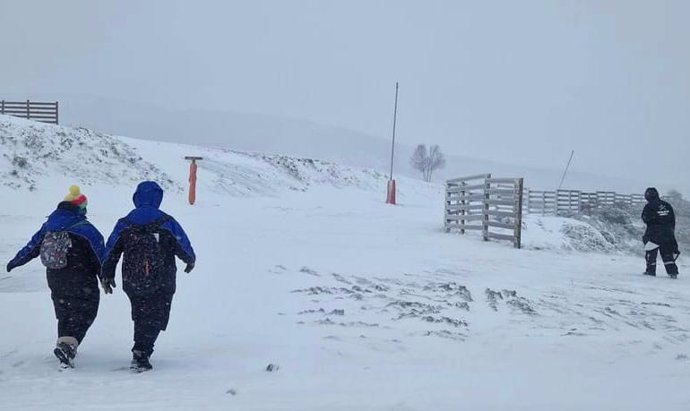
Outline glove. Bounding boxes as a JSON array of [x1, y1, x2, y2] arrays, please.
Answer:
[[100, 277, 116, 294], [184, 262, 195, 274]]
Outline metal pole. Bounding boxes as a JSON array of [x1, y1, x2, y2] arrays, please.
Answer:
[[388, 82, 399, 179], [558, 150, 575, 190]]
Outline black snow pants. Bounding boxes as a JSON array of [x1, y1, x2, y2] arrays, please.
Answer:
[[126, 289, 174, 356], [47, 270, 100, 344], [644, 223, 680, 276], [645, 245, 679, 276]]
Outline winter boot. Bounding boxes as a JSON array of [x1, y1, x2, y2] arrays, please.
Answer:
[[668, 266, 679, 279], [665, 262, 679, 279], [130, 350, 153, 373], [54, 337, 78, 368]]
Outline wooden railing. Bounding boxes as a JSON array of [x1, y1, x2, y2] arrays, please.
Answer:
[[525, 189, 645, 215], [444, 173, 524, 249], [0, 100, 59, 124]]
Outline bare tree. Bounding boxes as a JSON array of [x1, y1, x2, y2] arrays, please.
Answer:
[[426, 144, 446, 182], [410, 144, 428, 178], [409, 144, 446, 182]]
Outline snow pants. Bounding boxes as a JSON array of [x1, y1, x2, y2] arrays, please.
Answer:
[[126, 289, 174, 356], [47, 270, 100, 344], [645, 246, 679, 275]]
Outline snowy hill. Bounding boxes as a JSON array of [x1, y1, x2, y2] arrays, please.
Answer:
[[0, 116, 178, 192], [0, 115, 420, 200], [1, 117, 689, 410]]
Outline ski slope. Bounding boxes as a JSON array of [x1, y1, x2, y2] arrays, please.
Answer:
[[1, 116, 689, 410]]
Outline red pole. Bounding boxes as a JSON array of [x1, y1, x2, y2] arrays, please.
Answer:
[[386, 180, 396, 205], [185, 156, 203, 205], [189, 161, 198, 205]]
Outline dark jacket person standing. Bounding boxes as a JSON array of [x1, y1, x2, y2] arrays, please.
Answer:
[[6, 185, 104, 368], [100, 181, 196, 372], [642, 187, 680, 277]]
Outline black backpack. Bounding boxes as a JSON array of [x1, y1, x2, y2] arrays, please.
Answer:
[[121, 216, 171, 295]]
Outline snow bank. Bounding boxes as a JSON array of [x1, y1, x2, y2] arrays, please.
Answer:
[[522, 209, 647, 255], [522, 215, 614, 252], [0, 115, 178, 191]]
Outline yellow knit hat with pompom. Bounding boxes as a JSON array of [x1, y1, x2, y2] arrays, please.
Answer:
[[64, 185, 81, 201], [64, 185, 88, 208]]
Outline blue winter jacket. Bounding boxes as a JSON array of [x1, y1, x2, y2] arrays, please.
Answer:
[[101, 181, 195, 294], [7, 202, 105, 271]]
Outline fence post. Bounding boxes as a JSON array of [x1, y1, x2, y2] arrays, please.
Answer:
[[460, 182, 466, 234], [539, 191, 544, 215], [55, 101, 59, 124], [1, 100, 4, 115], [26, 100, 30, 120], [515, 178, 524, 249], [482, 174, 491, 241], [444, 183, 450, 233]]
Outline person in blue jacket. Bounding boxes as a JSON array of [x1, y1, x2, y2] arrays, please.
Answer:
[[100, 181, 195, 372], [6, 185, 105, 368]]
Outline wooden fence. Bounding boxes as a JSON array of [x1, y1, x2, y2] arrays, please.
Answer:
[[525, 189, 645, 215], [0, 100, 59, 124], [444, 173, 524, 248]]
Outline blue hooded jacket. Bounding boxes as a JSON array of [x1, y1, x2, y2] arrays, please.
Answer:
[[101, 181, 195, 288], [8, 202, 105, 270]]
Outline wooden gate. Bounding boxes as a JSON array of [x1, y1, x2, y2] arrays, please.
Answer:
[[445, 173, 524, 248]]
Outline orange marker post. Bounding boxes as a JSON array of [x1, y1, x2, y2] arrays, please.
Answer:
[[386, 179, 396, 205], [184, 156, 203, 205]]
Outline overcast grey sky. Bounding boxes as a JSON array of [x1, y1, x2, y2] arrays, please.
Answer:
[[1, 0, 688, 191]]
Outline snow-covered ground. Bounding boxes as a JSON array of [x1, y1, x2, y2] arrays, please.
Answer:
[[1, 116, 689, 410]]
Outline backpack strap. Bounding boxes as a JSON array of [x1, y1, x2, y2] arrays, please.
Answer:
[[46, 219, 88, 236], [65, 220, 88, 230], [154, 215, 172, 227], [125, 215, 172, 230]]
